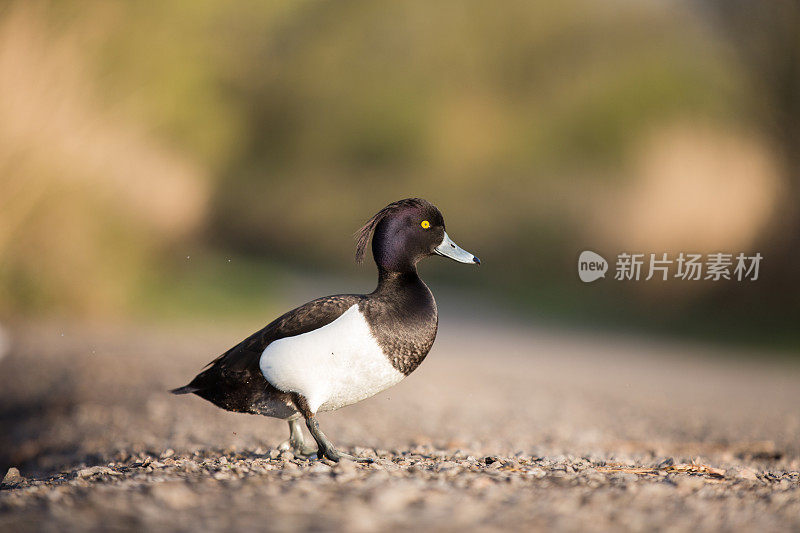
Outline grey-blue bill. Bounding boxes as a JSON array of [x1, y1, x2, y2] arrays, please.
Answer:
[[434, 232, 480, 264]]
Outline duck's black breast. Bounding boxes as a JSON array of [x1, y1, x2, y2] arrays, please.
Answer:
[[360, 272, 438, 376]]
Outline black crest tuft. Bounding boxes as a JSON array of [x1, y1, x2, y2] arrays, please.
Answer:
[[355, 198, 428, 263]]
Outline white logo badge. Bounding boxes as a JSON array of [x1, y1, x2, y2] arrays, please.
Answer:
[[578, 250, 608, 283]]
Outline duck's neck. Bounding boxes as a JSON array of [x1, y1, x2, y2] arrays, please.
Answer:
[[373, 267, 437, 319], [375, 268, 422, 294]]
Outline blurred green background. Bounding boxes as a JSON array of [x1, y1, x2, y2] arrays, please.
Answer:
[[1, 0, 798, 348]]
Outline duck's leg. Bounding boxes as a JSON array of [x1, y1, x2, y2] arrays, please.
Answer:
[[277, 417, 317, 457], [291, 394, 372, 463], [306, 417, 372, 463]]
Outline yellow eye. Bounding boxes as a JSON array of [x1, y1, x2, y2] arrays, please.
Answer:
[[420, 220, 430, 229]]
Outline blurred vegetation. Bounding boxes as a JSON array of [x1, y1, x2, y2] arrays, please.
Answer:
[[0, 1, 796, 347]]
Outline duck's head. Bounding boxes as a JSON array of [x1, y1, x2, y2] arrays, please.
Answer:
[[356, 198, 480, 273]]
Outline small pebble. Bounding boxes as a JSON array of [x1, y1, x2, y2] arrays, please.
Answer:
[[2, 467, 23, 486], [76, 466, 115, 479], [333, 458, 356, 475], [279, 451, 294, 462], [732, 467, 759, 481]]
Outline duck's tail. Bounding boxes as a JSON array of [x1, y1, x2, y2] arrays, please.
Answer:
[[170, 384, 199, 395]]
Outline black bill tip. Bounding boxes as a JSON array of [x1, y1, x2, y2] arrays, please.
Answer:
[[473, 256, 481, 265]]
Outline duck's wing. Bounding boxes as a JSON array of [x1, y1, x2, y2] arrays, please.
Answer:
[[172, 294, 363, 395]]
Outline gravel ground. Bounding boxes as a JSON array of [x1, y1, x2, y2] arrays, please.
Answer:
[[1, 317, 799, 532]]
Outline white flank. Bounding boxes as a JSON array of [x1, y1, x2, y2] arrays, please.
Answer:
[[259, 305, 405, 414]]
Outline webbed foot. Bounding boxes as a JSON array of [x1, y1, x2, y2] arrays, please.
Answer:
[[278, 418, 319, 458], [277, 439, 318, 457]]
